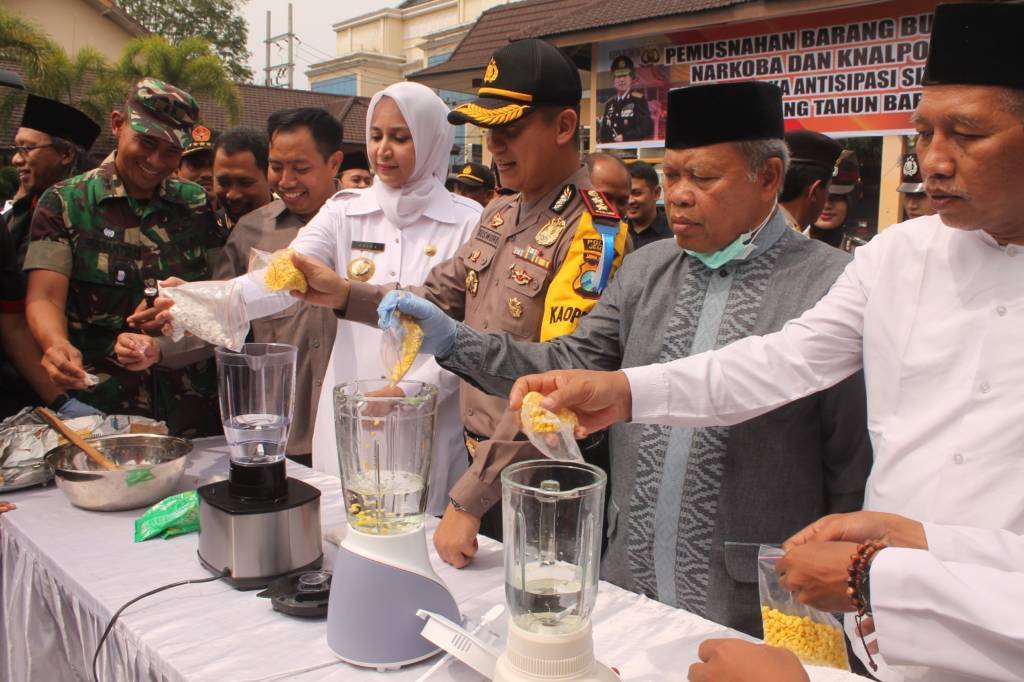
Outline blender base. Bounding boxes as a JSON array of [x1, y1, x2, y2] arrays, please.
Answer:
[[326, 526, 461, 670], [493, 620, 619, 681]]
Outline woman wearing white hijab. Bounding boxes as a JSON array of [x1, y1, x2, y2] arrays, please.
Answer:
[[243, 82, 482, 512]]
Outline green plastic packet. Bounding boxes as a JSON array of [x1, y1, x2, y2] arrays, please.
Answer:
[[134, 490, 199, 542]]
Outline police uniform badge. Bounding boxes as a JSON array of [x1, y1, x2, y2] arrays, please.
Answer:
[[465, 269, 479, 296], [469, 249, 481, 263], [490, 211, 505, 228], [509, 264, 533, 286], [507, 296, 523, 319], [191, 124, 212, 143], [348, 240, 384, 282], [484, 58, 499, 84], [903, 155, 919, 178], [535, 216, 567, 247], [348, 257, 375, 282]]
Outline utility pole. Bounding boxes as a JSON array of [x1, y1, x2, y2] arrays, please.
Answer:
[[287, 4, 294, 89], [263, 3, 295, 88]]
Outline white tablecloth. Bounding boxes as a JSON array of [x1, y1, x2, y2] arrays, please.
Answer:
[[0, 438, 864, 681]]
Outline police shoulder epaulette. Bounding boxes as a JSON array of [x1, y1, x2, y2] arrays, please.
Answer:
[[579, 188, 620, 223]]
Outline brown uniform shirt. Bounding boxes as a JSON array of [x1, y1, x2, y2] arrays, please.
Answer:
[[212, 199, 337, 457], [343, 166, 629, 514]]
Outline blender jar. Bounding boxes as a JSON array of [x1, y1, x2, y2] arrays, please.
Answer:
[[502, 460, 607, 635], [334, 380, 437, 536], [216, 343, 297, 466]]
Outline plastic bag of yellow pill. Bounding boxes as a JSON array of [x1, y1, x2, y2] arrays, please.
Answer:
[[249, 248, 308, 293], [380, 312, 424, 386], [518, 391, 584, 463], [757, 545, 850, 670]]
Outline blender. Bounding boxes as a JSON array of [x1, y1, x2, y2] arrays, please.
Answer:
[[197, 343, 323, 589], [326, 380, 460, 670], [494, 460, 617, 681]]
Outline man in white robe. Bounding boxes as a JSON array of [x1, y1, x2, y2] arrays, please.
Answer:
[[507, 4, 1024, 679]]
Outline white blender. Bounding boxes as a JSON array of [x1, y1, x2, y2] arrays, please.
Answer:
[[494, 460, 617, 681], [326, 380, 460, 669]]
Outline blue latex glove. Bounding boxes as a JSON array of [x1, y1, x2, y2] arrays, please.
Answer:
[[57, 397, 105, 419], [377, 290, 457, 358]]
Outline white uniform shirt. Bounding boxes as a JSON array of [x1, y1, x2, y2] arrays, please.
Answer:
[[242, 187, 481, 514], [870, 524, 1024, 682]]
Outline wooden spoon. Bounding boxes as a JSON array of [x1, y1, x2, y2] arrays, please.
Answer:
[[35, 407, 119, 471]]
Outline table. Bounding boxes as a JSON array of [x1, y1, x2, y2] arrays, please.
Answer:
[[1, 438, 864, 681]]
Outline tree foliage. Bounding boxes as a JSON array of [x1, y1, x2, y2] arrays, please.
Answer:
[[0, 8, 243, 135], [0, 9, 120, 138], [116, 35, 242, 124], [118, 0, 253, 82]]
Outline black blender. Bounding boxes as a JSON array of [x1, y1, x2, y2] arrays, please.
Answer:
[[197, 343, 323, 589]]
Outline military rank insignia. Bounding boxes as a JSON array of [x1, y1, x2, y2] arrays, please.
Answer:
[[549, 184, 576, 214], [535, 216, 567, 247], [580, 189, 620, 220], [466, 269, 479, 296], [490, 211, 505, 227], [512, 245, 551, 270], [469, 249, 482, 263], [507, 296, 523, 319]]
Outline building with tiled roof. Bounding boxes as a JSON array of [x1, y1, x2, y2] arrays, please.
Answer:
[[410, 0, 945, 233], [1, 70, 369, 160]]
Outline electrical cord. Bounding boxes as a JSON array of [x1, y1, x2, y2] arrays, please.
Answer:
[[91, 569, 230, 682]]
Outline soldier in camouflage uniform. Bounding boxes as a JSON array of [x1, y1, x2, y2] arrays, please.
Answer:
[[23, 79, 227, 437]]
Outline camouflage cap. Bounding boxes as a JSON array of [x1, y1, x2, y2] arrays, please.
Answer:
[[127, 78, 199, 150]]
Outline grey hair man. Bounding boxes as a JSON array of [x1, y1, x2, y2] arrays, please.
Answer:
[[383, 80, 872, 637]]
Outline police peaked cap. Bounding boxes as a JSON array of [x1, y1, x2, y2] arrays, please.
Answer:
[[785, 130, 841, 172], [21, 94, 101, 150], [923, 3, 1024, 89], [666, 81, 784, 149]]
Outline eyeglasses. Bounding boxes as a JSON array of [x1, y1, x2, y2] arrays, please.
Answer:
[[6, 144, 56, 156]]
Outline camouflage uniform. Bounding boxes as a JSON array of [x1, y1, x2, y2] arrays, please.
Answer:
[[21, 79, 227, 437]]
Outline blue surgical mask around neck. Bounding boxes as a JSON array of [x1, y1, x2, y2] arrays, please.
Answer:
[[684, 200, 778, 270]]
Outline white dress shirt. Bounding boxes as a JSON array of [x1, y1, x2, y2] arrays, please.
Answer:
[[869, 524, 1024, 682], [624, 215, 1024, 679], [240, 187, 481, 514]]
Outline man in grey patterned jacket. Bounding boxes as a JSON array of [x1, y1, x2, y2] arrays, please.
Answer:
[[382, 81, 871, 636]]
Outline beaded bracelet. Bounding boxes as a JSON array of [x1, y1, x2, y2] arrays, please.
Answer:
[[847, 539, 887, 671]]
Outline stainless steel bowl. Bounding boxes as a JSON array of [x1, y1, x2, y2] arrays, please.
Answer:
[[44, 434, 193, 511]]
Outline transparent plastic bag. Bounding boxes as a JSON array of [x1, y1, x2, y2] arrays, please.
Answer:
[[757, 545, 850, 670], [381, 312, 424, 386], [160, 280, 250, 352], [518, 391, 584, 462], [250, 247, 307, 294]]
